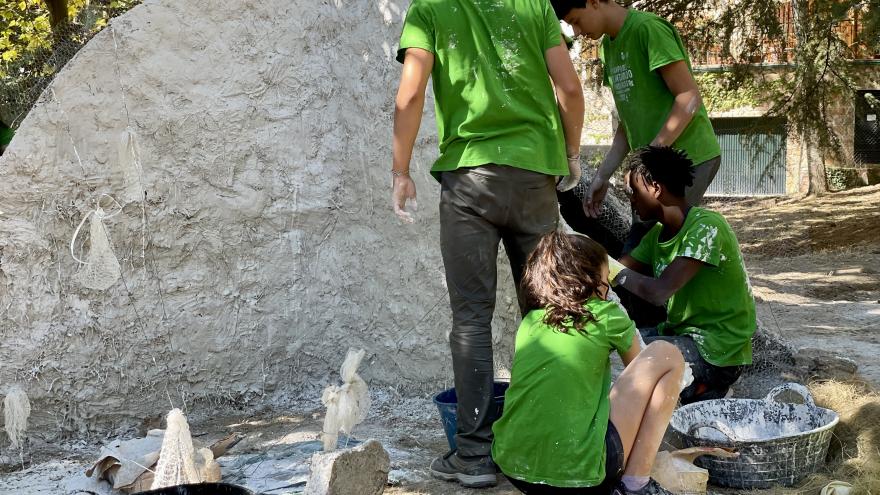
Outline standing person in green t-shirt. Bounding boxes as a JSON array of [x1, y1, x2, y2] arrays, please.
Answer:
[[613, 146, 756, 404], [392, 0, 585, 488], [492, 231, 684, 495], [549, 0, 722, 253]]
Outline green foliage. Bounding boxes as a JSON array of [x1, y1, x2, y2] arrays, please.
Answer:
[[0, 1, 52, 69], [825, 166, 870, 191], [0, 0, 140, 126], [0, 0, 85, 74], [695, 72, 784, 113], [865, 92, 880, 111]]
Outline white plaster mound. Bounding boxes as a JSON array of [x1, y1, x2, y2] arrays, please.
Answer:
[[0, 0, 521, 436]]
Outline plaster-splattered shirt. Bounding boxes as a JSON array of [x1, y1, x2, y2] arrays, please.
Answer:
[[599, 10, 721, 166], [629, 207, 756, 367], [492, 299, 635, 487], [396, 0, 568, 180]]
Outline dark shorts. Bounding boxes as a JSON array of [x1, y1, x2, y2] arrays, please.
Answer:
[[504, 422, 624, 495], [641, 328, 743, 404]]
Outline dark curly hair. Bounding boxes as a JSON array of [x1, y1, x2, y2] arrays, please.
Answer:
[[625, 146, 695, 197], [520, 231, 608, 333]]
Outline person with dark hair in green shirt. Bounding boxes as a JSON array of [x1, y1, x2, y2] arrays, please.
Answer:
[[492, 231, 684, 495], [614, 146, 756, 404], [549, 0, 722, 254], [392, 0, 586, 488]]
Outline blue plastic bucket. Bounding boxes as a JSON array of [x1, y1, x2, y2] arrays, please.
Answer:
[[432, 381, 509, 451]]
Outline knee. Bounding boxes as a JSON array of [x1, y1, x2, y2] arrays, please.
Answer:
[[449, 324, 494, 348], [645, 341, 685, 371], [450, 302, 495, 331]]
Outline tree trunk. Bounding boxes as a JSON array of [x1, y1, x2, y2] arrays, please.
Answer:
[[44, 0, 69, 31], [804, 130, 829, 195]]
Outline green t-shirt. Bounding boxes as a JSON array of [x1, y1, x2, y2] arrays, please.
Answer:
[[629, 207, 756, 367], [492, 299, 635, 487], [599, 10, 721, 166], [397, 0, 568, 180]]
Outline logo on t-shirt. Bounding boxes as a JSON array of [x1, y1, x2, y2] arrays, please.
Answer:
[[610, 60, 634, 103]]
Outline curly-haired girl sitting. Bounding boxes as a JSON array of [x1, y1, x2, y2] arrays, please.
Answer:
[[492, 232, 684, 495]]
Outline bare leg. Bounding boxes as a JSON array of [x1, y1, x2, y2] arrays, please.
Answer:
[[609, 341, 684, 476]]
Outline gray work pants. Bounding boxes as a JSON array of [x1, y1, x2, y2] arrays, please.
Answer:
[[439, 164, 558, 457], [623, 155, 722, 254]]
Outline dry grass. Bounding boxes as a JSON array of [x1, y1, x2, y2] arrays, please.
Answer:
[[769, 379, 880, 495], [811, 379, 880, 494], [709, 185, 880, 259]]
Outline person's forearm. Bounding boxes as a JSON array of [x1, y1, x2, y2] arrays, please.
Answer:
[[557, 87, 584, 158], [651, 90, 700, 147], [614, 268, 670, 306], [596, 124, 629, 181], [392, 93, 426, 172]]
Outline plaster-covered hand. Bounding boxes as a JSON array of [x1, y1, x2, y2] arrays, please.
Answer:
[[391, 175, 417, 224], [583, 175, 609, 218], [680, 362, 695, 392], [556, 154, 582, 192]]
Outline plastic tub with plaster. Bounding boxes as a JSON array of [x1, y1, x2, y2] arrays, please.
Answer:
[[670, 383, 839, 489]]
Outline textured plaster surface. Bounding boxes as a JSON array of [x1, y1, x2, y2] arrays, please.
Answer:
[[0, 0, 522, 437]]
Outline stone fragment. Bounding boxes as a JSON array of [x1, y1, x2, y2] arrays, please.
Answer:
[[794, 347, 858, 380], [304, 439, 389, 495]]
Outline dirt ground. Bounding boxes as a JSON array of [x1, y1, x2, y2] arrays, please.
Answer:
[[1, 186, 878, 494], [708, 185, 880, 384]]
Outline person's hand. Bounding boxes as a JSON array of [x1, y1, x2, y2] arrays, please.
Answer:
[[556, 154, 582, 192], [392, 174, 417, 224], [583, 175, 609, 218]]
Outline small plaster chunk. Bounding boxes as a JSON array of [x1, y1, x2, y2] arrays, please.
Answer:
[[304, 439, 390, 495]]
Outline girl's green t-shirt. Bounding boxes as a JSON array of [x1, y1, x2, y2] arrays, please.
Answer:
[[491, 299, 635, 488], [600, 10, 721, 166], [629, 207, 757, 367], [397, 0, 568, 179]]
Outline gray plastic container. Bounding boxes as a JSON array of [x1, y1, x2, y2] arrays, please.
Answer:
[[670, 383, 839, 489]]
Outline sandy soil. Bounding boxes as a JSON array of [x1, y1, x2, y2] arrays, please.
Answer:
[[0, 394, 520, 495], [2, 186, 878, 494], [708, 186, 880, 384]]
